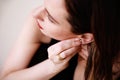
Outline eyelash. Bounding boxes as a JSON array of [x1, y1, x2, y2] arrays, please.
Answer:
[[47, 15, 55, 23]]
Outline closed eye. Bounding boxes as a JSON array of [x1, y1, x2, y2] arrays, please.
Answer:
[[45, 8, 59, 24], [47, 15, 55, 23]]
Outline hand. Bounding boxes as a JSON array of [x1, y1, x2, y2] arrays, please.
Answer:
[[47, 38, 81, 71], [74, 44, 90, 80], [78, 44, 89, 63]]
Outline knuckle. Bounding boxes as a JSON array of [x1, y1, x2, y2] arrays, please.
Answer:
[[71, 47, 79, 53], [56, 43, 64, 51], [47, 47, 54, 57], [47, 46, 54, 53], [49, 55, 53, 59], [57, 46, 63, 51], [47, 47, 51, 53], [64, 39, 75, 47]]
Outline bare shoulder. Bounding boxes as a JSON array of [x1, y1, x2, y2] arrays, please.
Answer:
[[0, 14, 52, 78]]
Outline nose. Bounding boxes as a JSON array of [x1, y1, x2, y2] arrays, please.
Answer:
[[33, 6, 46, 21]]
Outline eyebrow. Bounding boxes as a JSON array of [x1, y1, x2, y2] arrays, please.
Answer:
[[45, 8, 59, 24]]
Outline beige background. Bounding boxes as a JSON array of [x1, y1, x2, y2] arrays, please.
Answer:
[[0, 0, 43, 71]]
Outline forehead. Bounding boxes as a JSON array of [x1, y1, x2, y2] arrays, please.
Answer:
[[44, 0, 69, 24]]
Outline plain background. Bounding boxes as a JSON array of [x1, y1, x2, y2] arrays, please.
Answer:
[[0, 0, 43, 71]]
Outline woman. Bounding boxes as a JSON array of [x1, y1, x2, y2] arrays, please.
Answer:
[[0, 0, 120, 80]]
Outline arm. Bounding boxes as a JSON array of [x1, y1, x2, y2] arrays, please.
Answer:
[[0, 13, 81, 80], [1, 59, 63, 80], [0, 14, 53, 80]]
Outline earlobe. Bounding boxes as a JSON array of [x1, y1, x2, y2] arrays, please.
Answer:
[[80, 33, 94, 45]]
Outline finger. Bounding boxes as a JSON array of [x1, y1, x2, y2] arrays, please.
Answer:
[[55, 46, 79, 64], [47, 38, 81, 56], [49, 46, 79, 64], [59, 46, 80, 59], [79, 46, 88, 60], [78, 44, 89, 59]]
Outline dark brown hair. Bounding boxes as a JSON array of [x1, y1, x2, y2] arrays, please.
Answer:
[[65, 0, 120, 80]]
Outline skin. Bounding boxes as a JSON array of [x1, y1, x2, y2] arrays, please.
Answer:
[[33, 0, 78, 40], [0, 0, 93, 80]]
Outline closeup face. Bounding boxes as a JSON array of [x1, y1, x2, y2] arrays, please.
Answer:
[[33, 0, 78, 40]]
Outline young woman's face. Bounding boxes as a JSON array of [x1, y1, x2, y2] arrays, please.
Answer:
[[33, 0, 77, 40]]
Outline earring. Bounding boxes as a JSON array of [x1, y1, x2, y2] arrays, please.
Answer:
[[80, 39, 82, 44]]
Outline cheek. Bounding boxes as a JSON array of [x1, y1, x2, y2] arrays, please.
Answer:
[[53, 32, 76, 40], [44, 25, 76, 40]]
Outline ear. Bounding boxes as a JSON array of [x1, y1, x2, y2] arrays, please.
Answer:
[[80, 33, 94, 45]]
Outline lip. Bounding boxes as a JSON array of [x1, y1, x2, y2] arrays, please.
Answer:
[[36, 19, 43, 30]]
